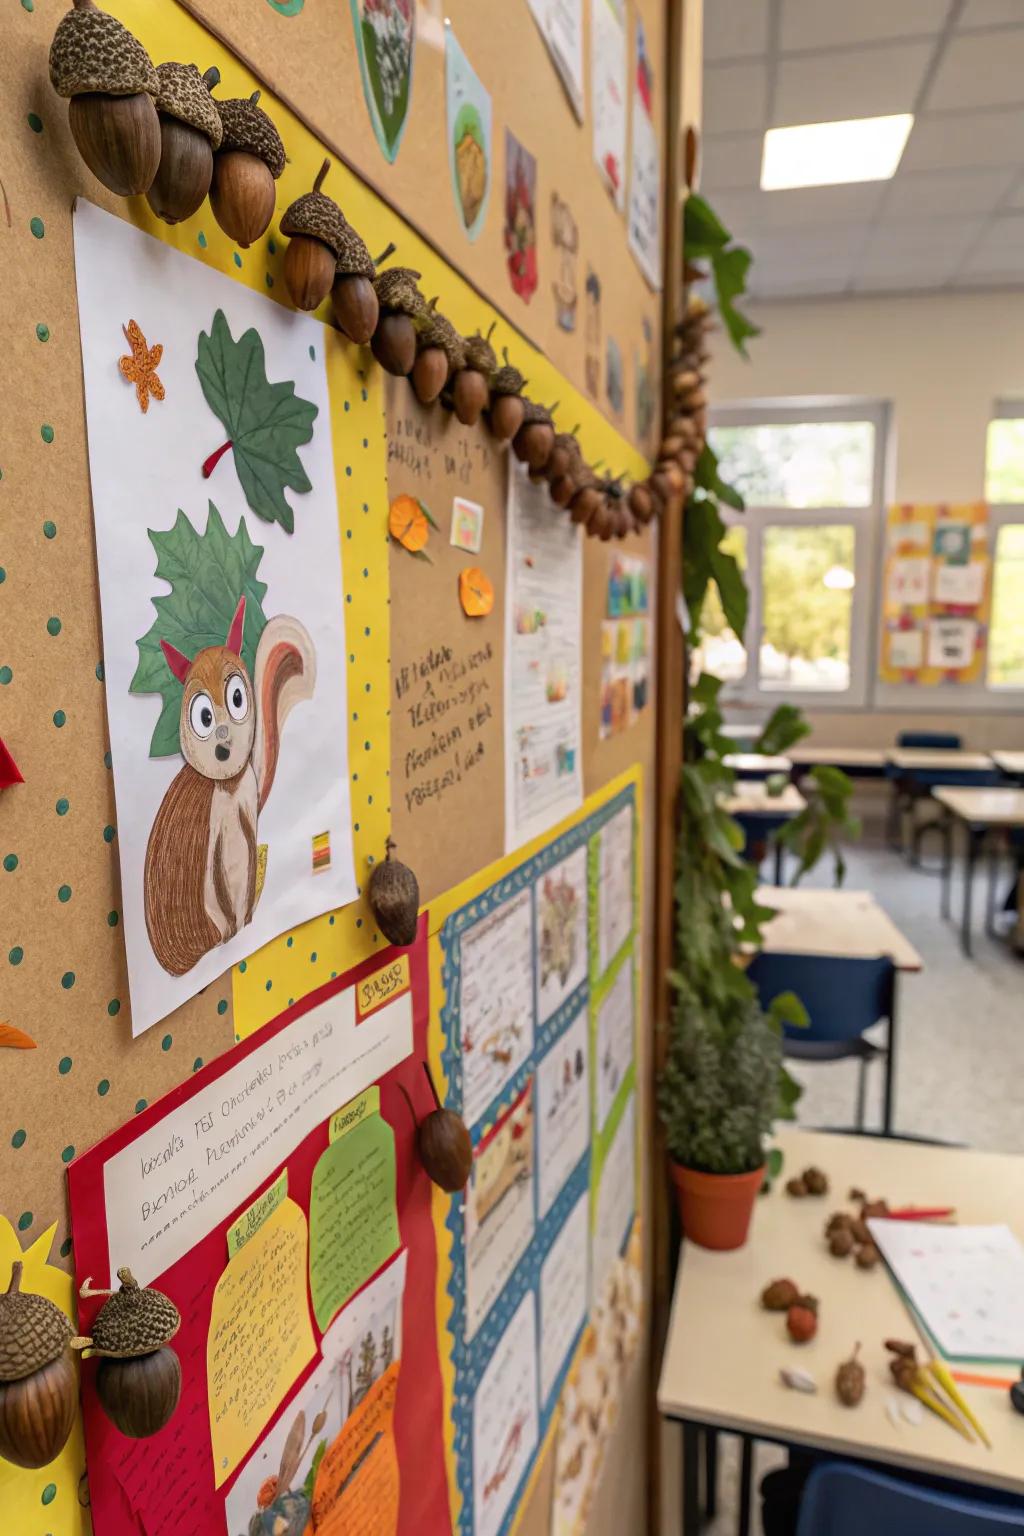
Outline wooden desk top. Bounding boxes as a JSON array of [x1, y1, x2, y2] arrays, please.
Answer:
[[756, 886, 923, 972], [933, 786, 1024, 827], [887, 749, 994, 772], [788, 746, 888, 768], [658, 1128, 1024, 1497], [722, 784, 806, 818], [993, 751, 1024, 778], [724, 753, 793, 774]]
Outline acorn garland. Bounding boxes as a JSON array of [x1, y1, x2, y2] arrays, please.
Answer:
[[79, 1269, 182, 1439], [210, 89, 284, 248]]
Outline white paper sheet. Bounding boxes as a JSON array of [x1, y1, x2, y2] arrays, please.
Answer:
[[598, 802, 634, 972], [536, 845, 589, 1022], [596, 960, 634, 1130], [591, 0, 627, 211], [465, 1086, 535, 1339], [72, 202, 356, 1036], [887, 556, 930, 608], [459, 887, 535, 1125], [539, 1192, 589, 1404], [473, 1292, 540, 1536], [527, 0, 585, 119], [627, 16, 662, 289], [927, 617, 978, 670], [887, 627, 925, 671], [933, 560, 986, 606], [320, 1248, 407, 1417], [224, 1355, 343, 1534], [537, 1008, 589, 1217], [592, 1095, 635, 1300], [504, 464, 583, 851]]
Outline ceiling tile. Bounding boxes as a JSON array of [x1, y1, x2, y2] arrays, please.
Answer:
[[859, 218, 983, 281], [958, 0, 1024, 28], [927, 28, 1024, 111], [774, 41, 933, 125], [899, 107, 1024, 171], [854, 271, 950, 293], [704, 61, 768, 135], [887, 166, 1016, 218], [700, 133, 763, 191], [1001, 175, 1024, 210], [781, 0, 946, 52], [704, 0, 768, 62], [960, 213, 1024, 275], [710, 183, 886, 237]]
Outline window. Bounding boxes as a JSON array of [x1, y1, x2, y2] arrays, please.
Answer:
[[988, 523, 1024, 689], [985, 408, 1024, 503], [705, 403, 886, 708]]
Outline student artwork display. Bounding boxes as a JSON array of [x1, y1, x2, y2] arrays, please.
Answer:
[[526, 0, 585, 120], [551, 192, 580, 332], [504, 130, 539, 303], [600, 555, 651, 738], [591, 0, 627, 211], [350, 0, 416, 163], [435, 772, 641, 1536], [72, 202, 358, 1036], [627, 17, 662, 290], [879, 503, 991, 685], [446, 25, 492, 242]]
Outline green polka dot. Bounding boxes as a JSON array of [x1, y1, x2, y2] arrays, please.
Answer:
[[27, 113, 43, 134], [268, 237, 277, 255], [103, 750, 112, 769], [57, 884, 71, 903], [238, 959, 247, 974], [107, 998, 120, 1016], [217, 998, 228, 1015], [309, 344, 316, 360], [21, 0, 35, 11], [97, 1079, 109, 1096], [9, 946, 23, 965], [193, 1057, 203, 1072], [3, 854, 17, 872], [58, 1056, 72, 1074], [43, 519, 56, 539], [55, 797, 69, 815], [46, 616, 61, 636], [233, 252, 242, 268], [310, 951, 318, 963], [35, 322, 49, 341], [52, 709, 65, 727], [161, 1033, 172, 1051], [40, 424, 54, 444], [61, 1145, 74, 1164], [61, 971, 75, 989], [0, 667, 12, 685], [135, 1099, 147, 1113], [29, 216, 43, 238], [60, 1237, 72, 1258], [95, 661, 104, 681], [0, 567, 6, 583], [265, 979, 272, 991], [107, 909, 118, 926], [103, 824, 115, 843], [197, 230, 208, 248], [18, 1212, 33, 1232], [265, 274, 274, 288], [11, 1130, 26, 1149]]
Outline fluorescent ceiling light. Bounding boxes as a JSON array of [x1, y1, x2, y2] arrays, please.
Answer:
[[761, 114, 913, 191]]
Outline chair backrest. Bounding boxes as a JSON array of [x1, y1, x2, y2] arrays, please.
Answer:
[[747, 952, 894, 1043], [796, 1462, 1024, 1536], [897, 729, 962, 749]]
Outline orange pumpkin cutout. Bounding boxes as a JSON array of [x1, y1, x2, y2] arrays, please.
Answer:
[[459, 566, 494, 617], [388, 495, 431, 553]]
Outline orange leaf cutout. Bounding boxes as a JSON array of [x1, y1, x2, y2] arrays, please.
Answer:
[[389, 494, 429, 553], [459, 566, 494, 617], [119, 319, 165, 415], [0, 1022, 37, 1050]]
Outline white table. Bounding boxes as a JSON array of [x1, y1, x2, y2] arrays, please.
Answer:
[[933, 786, 1024, 956], [757, 886, 923, 972], [724, 753, 793, 779], [993, 750, 1024, 781], [886, 749, 994, 773], [722, 785, 806, 885], [659, 1129, 1024, 1536], [788, 746, 888, 780]]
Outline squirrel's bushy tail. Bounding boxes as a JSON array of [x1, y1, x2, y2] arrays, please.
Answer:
[[252, 615, 317, 810]]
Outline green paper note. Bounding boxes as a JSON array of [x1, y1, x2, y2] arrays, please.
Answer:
[[309, 1111, 400, 1331]]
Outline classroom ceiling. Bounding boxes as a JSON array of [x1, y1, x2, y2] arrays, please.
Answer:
[[702, 0, 1024, 300]]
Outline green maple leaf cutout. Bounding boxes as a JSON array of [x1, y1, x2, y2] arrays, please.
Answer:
[[130, 502, 268, 758], [196, 308, 318, 533]]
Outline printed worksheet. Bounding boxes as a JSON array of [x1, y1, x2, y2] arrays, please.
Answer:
[[473, 1294, 540, 1536], [537, 1008, 590, 1217], [598, 801, 635, 972], [459, 887, 535, 1124]]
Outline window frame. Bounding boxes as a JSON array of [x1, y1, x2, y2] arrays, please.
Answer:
[[706, 399, 889, 712]]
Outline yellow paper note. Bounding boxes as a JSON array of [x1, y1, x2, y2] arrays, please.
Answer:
[[207, 1197, 316, 1487]]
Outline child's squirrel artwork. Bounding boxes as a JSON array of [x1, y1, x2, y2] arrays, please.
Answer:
[[143, 596, 316, 975]]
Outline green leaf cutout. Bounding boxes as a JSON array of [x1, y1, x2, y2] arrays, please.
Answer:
[[196, 309, 318, 533], [130, 503, 268, 758]]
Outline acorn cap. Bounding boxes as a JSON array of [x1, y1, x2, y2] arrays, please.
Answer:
[[553, 430, 582, 468], [154, 63, 223, 148], [49, 2, 158, 99], [520, 399, 554, 427], [463, 330, 498, 375], [216, 91, 285, 179], [280, 163, 351, 262], [335, 221, 375, 279], [416, 308, 466, 370], [491, 362, 526, 397], [375, 265, 426, 316], [88, 1268, 180, 1358], [0, 1262, 73, 1383]]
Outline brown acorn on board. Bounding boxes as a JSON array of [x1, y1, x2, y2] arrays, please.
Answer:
[[80, 1269, 181, 1439], [372, 265, 427, 376], [411, 303, 466, 405], [401, 1062, 473, 1194], [628, 481, 654, 526], [451, 325, 497, 426], [330, 224, 385, 344], [569, 472, 604, 527], [49, 0, 161, 197], [546, 427, 580, 485], [209, 89, 284, 248], [280, 158, 347, 312], [0, 1262, 80, 1469], [512, 400, 556, 472], [487, 351, 527, 442], [367, 838, 420, 948], [145, 63, 222, 224]]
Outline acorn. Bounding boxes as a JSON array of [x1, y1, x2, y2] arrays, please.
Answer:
[[513, 400, 556, 472], [80, 1268, 181, 1439], [835, 1344, 866, 1407], [829, 1227, 855, 1259], [487, 352, 527, 441], [367, 838, 420, 948], [602, 478, 632, 541], [546, 427, 580, 485], [451, 325, 497, 426], [401, 1062, 472, 1194], [786, 1295, 819, 1344], [855, 1242, 880, 1271], [372, 265, 427, 376], [0, 1261, 79, 1469], [786, 1175, 809, 1198], [628, 482, 655, 526], [569, 473, 603, 526], [803, 1166, 829, 1197], [209, 89, 284, 248], [280, 158, 346, 312], [587, 493, 617, 543], [49, 0, 161, 197], [411, 303, 465, 405], [329, 225, 382, 344], [760, 1277, 800, 1313], [145, 63, 222, 224]]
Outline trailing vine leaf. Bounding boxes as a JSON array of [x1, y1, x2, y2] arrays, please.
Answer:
[[756, 703, 811, 757], [196, 309, 318, 533], [683, 193, 760, 357], [130, 503, 268, 758]]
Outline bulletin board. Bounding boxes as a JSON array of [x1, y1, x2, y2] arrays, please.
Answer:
[[879, 502, 992, 686], [0, 1, 663, 1533]]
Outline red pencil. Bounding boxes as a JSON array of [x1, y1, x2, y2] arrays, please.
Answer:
[[888, 1206, 957, 1221]]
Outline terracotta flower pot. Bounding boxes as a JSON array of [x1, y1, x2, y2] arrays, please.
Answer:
[[670, 1160, 765, 1251]]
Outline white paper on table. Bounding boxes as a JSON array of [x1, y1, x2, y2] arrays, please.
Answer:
[[627, 16, 661, 289], [591, 1095, 635, 1301], [868, 1220, 1024, 1361], [887, 556, 930, 608], [927, 617, 977, 670], [933, 560, 985, 606], [504, 464, 583, 852], [72, 201, 356, 1036], [591, 0, 627, 211], [887, 627, 925, 671], [527, 0, 584, 120], [473, 1291, 540, 1536], [539, 1191, 589, 1404]]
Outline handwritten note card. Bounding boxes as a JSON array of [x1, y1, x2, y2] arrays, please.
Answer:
[[309, 1105, 400, 1330]]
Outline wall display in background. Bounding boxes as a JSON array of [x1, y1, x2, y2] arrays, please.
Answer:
[[886, 627, 925, 673], [451, 495, 486, 554], [600, 554, 651, 739], [626, 16, 662, 290], [350, 0, 416, 163], [446, 24, 492, 242], [927, 617, 978, 672], [72, 202, 357, 1037], [504, 465, 583, 852], [634, 314, 658, 454], [527, 0, 585, 120], [504, 129, 540, 303], [591, 0, 627, 212], [879, 503, 990, 685], [606, 334, 625, 417], [551, 192, 580, 332], [585, 267, 603, 398]]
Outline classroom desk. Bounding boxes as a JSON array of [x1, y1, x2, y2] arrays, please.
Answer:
[[886, 750, 995, 774], [724, 753, 793, 780], [722, 784, 806, 884], [993, 750, 1024, 781], [756, 886, 923, 972], [723, 723, 765, 747], [658, 1128, 1024, 1536], [788, 746, 888, 780], [933, 786, 1024, 956], [885, 751, 999, 860]]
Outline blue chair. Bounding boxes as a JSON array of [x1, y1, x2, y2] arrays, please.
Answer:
[[796, 1462, 1024, 1536], [747, 952, 897, 1133], [898, 731, 962, 749]]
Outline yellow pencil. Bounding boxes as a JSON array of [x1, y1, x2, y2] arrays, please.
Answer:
[[928, 1358, 993, 1449]]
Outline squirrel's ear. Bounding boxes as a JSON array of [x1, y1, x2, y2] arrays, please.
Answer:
[[160, 639, 192, 685], [225, 596, 246, 657]]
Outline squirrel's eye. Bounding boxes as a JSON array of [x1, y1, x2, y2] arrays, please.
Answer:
[[188, 692, 215, 738], [225, 672, 249, 723]]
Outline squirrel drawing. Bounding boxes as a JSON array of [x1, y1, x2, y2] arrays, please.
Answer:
[[143, 595, 316, 977]]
